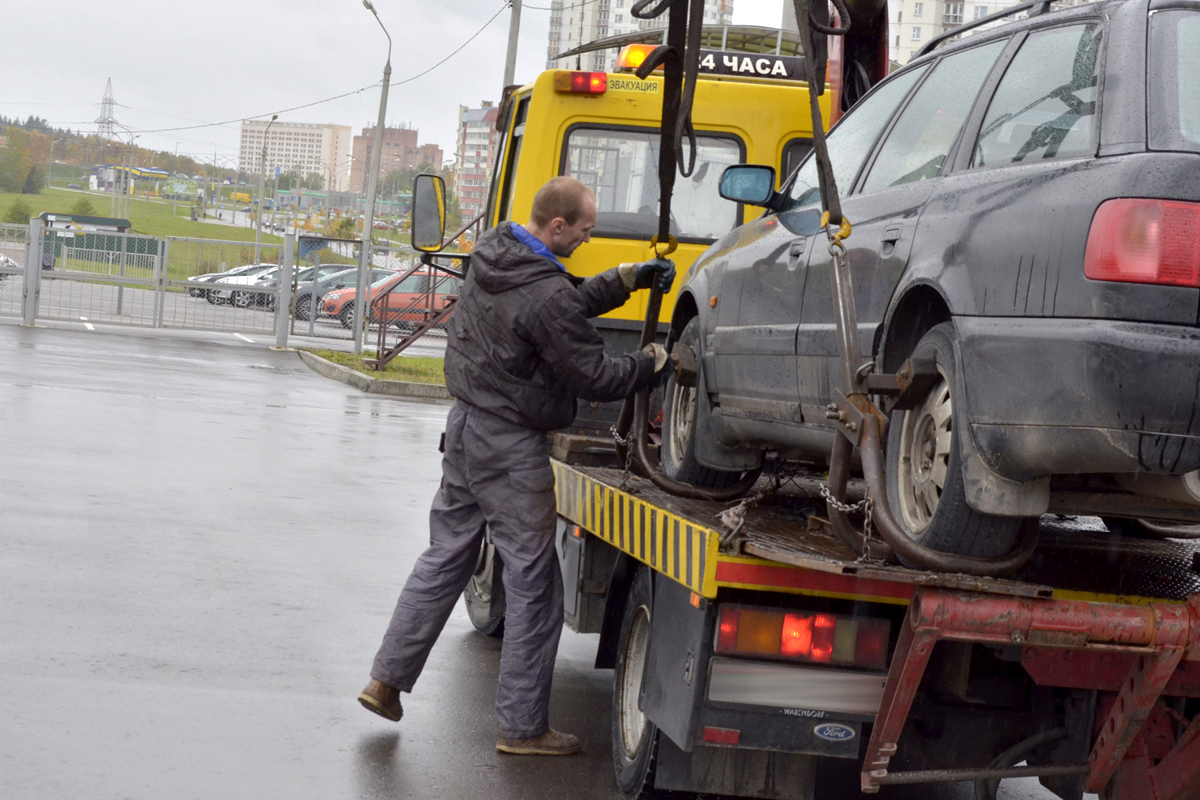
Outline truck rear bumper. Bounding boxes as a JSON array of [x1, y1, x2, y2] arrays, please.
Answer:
[[956, 316, 1200, 481]]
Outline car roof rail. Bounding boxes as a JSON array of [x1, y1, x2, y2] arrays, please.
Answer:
[[914, 0, 1053, 59]]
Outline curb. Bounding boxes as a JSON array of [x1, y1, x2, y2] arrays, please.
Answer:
[[297, 350, 451, 400]]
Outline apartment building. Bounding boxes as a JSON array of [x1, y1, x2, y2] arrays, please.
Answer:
[[453, 102, 501, 223], [546, 0, 734, 72], [238, 120, 352, 191], [349, 126, 444, 195]]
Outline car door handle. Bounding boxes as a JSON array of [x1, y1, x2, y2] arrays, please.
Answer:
[[787, 238, 806, 271]]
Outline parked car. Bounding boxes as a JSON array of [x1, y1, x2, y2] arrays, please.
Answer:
[[321, 270, 458, 330], [665, 0, 1200, 558], [67, 183, 83, 190], [187, 264, 275, 297], [205, 265, 279, 306], [292, 267, 395, 321], [0, 253, 18, 277]]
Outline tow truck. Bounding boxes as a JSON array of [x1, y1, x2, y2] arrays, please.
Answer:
[[403, 1, 1200, 797]]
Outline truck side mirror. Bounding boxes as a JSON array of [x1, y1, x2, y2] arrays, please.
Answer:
[[411, 174, 446, 253], [718, 165, 778, 206]]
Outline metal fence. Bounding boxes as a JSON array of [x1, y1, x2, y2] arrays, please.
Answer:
[[0, 223, 27, 318], [12, 220, 449, 353], [36, 228, 164, 327], [161, 237, 285, 335]]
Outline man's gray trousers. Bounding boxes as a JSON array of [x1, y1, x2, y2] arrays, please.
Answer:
[[371, 400, 564, 740]]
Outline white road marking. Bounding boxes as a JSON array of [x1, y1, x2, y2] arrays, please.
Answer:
[[234, 334, 254, 343], [80, 317, 94, 331]]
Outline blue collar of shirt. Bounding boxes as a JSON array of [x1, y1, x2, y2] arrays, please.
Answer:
[[510, 223, 565, 272]]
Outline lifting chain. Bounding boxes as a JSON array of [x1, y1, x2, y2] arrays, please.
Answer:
[[819, 482, 878, 563], [610, 424, 639, 494]]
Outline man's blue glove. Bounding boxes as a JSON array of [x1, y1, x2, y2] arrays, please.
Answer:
[[619, 258, 677, 293], [635, 258, 676, 293]]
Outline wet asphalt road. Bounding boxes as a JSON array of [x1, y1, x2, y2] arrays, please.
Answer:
[[0, 321, 1078, 800]]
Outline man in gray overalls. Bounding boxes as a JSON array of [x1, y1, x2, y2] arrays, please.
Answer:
[[358, 176, 674, 755]]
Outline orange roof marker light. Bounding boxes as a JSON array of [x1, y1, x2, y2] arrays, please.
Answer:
[[553, 71, 608, 95], [616, 44, 661, 72]]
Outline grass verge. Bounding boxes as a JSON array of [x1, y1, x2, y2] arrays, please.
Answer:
[[308, 349, 445, 385]]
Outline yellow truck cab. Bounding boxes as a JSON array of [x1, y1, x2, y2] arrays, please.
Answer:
[[480, 27, 829, 338]]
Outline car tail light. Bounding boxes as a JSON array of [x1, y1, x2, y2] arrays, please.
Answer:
[[553, 71, 607, 95], [1084, 198, 1200, 287], [715, 604, 890, 670]]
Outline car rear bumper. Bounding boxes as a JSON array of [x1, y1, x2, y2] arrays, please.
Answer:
[[955, 317, 1200, 480]]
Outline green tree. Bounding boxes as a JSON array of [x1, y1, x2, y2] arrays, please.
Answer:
[[0, 126, 32, 193], [4, 198, 33, 224], [21, 163, 44, 194], [70, 197, 95, 216], [330, 215, 357, 239]]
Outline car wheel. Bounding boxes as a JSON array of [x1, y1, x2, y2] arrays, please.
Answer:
[[1103, 517, 1200, 539], [661, 318, 754, 489], [338, 303, 356, 329], [231, 291, 253, 309], [885, 323, 1024, 558], [612, 565, 660, 799], [295, 296, 311, 321], [463, 541, 505, 637], [206, 289, 224, 304]]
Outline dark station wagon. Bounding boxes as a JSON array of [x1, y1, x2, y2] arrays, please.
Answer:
[[662, 0, 1200, 558]]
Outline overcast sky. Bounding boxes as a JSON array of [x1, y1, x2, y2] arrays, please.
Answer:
[[2, 0, 784, 172]]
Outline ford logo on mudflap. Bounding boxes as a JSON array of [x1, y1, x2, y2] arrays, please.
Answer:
[[813, 723, 856, 742]]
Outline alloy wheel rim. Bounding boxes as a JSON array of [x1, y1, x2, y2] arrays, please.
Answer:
[[897, 374, 952, 534], [668, 380, 696, 470]]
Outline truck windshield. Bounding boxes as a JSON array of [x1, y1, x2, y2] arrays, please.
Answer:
[[1151, 11, 1200, 153], [563, 127, 742, 242]]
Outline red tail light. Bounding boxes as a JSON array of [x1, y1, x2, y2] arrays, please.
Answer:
[[553, 71, 608, 95], [715, 604, 890, 670], [1084, 198, 1200, 287]]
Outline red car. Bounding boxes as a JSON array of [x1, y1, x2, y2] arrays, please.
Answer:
[[322, 270, 460, 330]]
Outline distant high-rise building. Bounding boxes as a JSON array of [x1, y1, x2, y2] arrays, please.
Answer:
[[885, 0, 1084, 64], [238, 120, 352, 191], [349, 126, 444, 195], [453, 102, 500, 223], [547, 0, 734, 72]]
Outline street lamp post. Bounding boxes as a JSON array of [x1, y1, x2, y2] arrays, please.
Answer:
[[254, 114, 278, 266], [354, 0, 392, 354], [46, 138, 64, 191]]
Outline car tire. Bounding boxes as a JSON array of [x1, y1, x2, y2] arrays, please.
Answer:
[[1103, 517, 1200, 540], [205, 289, 223, 304], [463, 541, 505, 637], [885, 323, 1024, 558], [295, 296, 311, 321], [231, 291, 253, 309], [661, 318, 754, 489], [611, 565, 661, 799], [338, 303, 356, 329]]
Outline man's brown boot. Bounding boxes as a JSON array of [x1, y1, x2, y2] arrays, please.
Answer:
[[496, 729, 581, 756], [358, 679, 403, 722]]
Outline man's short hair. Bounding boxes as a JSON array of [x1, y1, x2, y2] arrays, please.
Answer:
[[530, 177, 594, 227]]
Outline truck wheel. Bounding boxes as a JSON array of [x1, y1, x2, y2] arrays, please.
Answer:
[[463, 541, 505, 637], [611, 566, 661, 799], [885, 323, 1023, 558], [662, 317, 751, 489]]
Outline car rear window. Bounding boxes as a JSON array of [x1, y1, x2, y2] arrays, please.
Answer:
[[1150, 11, 1200, 152], [971, 23, 1102, 167], [862, 39, 1006, 192]]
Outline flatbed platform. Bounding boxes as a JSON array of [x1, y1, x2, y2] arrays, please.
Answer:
[[552, 461, 1200, 606]]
